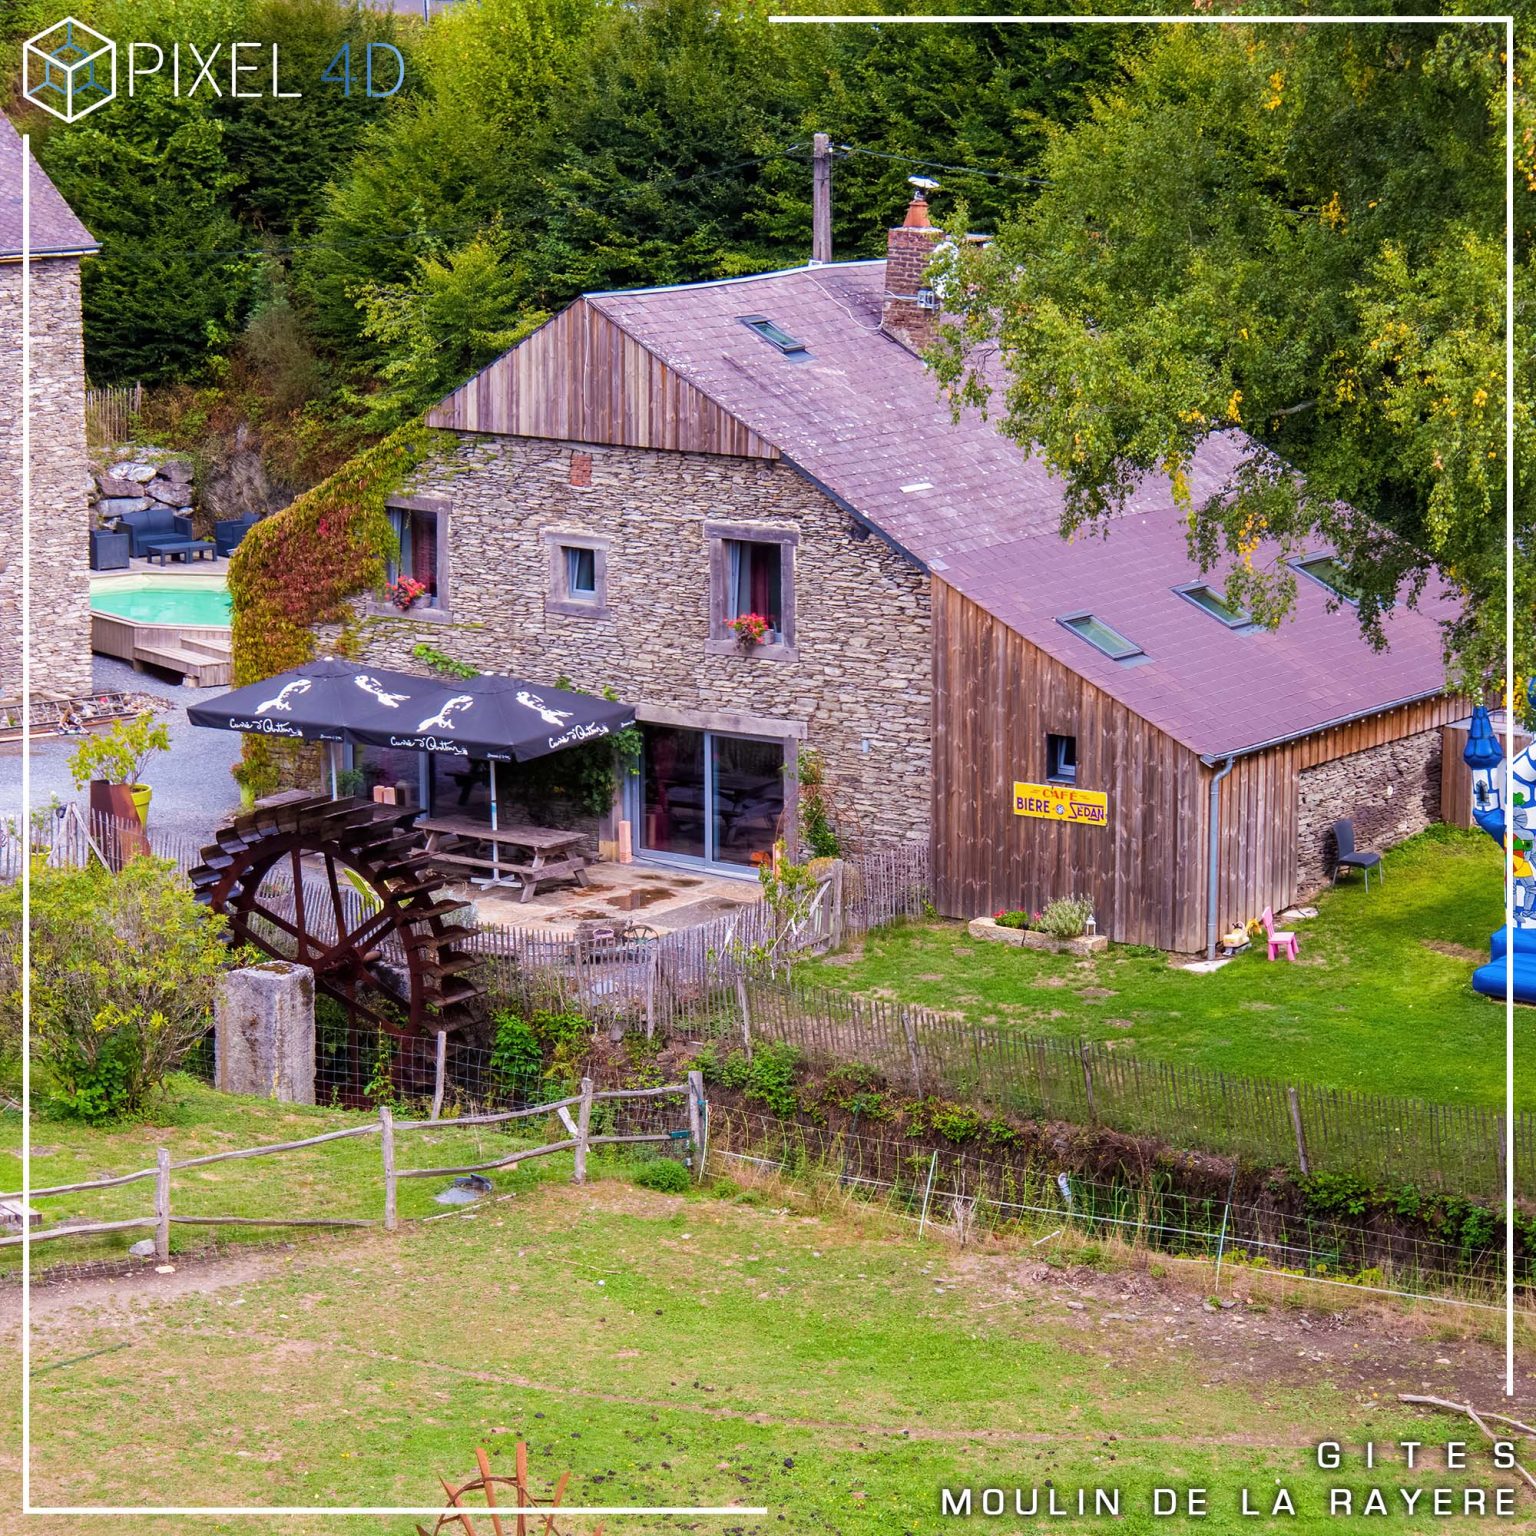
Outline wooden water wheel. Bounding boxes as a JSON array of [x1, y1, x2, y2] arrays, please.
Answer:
[[189, 794, 483, 1036]]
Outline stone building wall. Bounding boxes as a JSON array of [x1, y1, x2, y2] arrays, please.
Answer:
[[0, 257, 92, 701], [1295, 727, 1444, 893], [327, 433, 933, 850]]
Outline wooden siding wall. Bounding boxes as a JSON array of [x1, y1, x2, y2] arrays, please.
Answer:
[[1441, 718, 1530, 830], [933, 579, 1462, 952], [931, 577, 1210, 952], [426, 300, 779, 459], [1195, 695, 1461, 943]]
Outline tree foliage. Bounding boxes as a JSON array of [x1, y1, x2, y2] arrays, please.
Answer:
[[929, 22, 1532, 694]]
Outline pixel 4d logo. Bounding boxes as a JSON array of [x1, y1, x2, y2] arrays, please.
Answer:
[[23, 18, 116, 123]]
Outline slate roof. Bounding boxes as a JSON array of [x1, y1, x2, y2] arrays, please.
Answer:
[[547, 262, 1452, 757], [0, 115, 97, 260]]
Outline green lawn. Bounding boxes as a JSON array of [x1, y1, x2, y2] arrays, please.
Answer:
[[807, 829, 1524, 1108], [6, 1126, 1523, 1534]]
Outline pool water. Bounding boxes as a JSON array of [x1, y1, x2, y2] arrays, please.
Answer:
[[90, 581, 232, 627]]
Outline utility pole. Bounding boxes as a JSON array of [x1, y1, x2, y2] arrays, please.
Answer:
[[811, 133, 832, 265]]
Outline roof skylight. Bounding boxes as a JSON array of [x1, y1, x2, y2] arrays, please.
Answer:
[[1293, 554, 1360, 604], [1058, 612, 1144, 661], [739, 315, 806, 354], [1176, 582, 1250, 628]]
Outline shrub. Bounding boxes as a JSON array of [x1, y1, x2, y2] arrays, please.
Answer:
[[993, 909, 1038, 930], [1037, 895, 1095, 939], [634, 1158, 692, 1194], [490, 1009, 543, 1090], [0, 858, 233, 1121]]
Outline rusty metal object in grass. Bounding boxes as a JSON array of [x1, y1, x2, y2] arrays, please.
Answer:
[[418, 1442, 600, 1536]]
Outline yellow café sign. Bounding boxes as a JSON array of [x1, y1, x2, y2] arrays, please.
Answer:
[[1012, 781, 1109, 827]]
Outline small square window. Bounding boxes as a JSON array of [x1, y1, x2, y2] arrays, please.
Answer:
[[544, 532, 608, 617], [1176, 582, 1250, 627], [1058, 612, 1143, 661], [1047, 733, 1077, 784], [1293, 554, 1360, 603], [565, 545, 597, 596], [705, 524, 798, 659]]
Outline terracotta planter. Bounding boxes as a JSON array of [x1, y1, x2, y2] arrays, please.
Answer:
[[968, 916, 1108, 957], [86, 780, 150, 867]]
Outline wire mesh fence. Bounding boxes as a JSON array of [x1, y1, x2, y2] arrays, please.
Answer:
[[707, 1106, 1528, 1309], [9, 808, 1528, 1201]]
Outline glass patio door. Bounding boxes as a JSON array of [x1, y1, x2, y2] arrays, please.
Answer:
[[636, 725, 783, 870]]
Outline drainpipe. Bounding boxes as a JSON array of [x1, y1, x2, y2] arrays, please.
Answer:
[[1206, 755, 1237, 960]]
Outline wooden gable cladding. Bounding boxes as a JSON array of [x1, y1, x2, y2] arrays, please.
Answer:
[[931, 576, 1209, 952], [427, 300, 780, 459]]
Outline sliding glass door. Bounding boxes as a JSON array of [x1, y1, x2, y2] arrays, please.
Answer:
[[636, 725, 783, 870]]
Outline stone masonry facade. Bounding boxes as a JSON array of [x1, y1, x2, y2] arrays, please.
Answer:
[[331, 433, 933, 850], [1294, 727, 1443, 894], [0, 257, 92, 701]]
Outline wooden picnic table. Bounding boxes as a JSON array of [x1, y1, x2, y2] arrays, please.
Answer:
[[418, 814, 590, 902]]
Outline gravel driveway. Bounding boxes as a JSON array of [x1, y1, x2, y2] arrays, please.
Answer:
[[0, 657, 244, 842]]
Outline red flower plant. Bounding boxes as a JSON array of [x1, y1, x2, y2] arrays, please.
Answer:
[[389, 576, 429, 611], [727, 612, 773, 647]]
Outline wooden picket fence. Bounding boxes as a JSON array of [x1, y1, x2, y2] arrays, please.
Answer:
[[0, 1075, 702, 1255], [83, 381, 144, 446]]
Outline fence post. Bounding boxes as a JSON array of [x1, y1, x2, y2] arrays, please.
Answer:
[[917, 1149, 939, 1239], [735, 977, 753, 1063], [154, 1147, 171, 1262], [900, 1007, 923, 1097], [430, 1031, 447, 1122], [1496, 1113, 1507, 1198], [380, 1106, 397, 1232], [573, 1076, 594, 1185], [1079, 1044, 1098, 1123], [1287, 1087, 1311, 1177], [686, 1069, 705, 1182]]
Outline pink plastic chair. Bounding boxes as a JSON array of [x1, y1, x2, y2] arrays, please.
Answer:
[[1260, 906, 1298, 962]]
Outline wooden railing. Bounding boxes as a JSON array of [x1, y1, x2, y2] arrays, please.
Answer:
[[1, 1075, 704, 1256]]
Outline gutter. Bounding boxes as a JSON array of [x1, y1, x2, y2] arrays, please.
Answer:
[[1195, 686, 1450, 768], [0, 245, 100, 263], [1206, 755, 1237, 960]]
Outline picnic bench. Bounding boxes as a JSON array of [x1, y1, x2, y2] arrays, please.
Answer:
[[418, 814, 590, 902]]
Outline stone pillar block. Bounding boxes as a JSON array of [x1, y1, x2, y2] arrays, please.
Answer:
[[214, 962, 316, 1104]]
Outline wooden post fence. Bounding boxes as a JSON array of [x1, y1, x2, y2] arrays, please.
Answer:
[[572, 1076, 594, 1185], [154, 1147, 171, 1261], [1287, 1087, 1311, 1177], [431, 1031, 447, 1122], [686, 1069, 705, 1182], [1079, 1044, 1098, 1123], [380, 1106, 397, 1231]]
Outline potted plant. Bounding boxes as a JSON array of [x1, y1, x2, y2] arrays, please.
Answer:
[[388, 575, 429, 611], [68, 711, 171, 827], [727, 611, 773, 649]]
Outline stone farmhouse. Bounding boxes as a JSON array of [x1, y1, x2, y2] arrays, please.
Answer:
[[0, 115, 95, 705], [320, 195, 1458, 952]]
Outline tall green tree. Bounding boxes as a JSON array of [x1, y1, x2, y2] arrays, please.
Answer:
[[931, 21, 1531, 695]]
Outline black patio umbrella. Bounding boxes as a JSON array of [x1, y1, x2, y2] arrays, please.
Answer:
[[187, 658, 636, 762]]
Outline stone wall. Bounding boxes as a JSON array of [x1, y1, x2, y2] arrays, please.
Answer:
[[1295, 727, 1444, 892], [325, 434, 933, 849], [0, 257, 92, 701]]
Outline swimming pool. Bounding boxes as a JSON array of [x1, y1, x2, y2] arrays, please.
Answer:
[[90, 579, 231, 627]]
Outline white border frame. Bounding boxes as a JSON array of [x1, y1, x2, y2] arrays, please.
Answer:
[[15, 7, 1519, 1515]]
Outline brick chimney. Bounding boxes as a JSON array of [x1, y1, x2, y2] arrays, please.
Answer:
[[882, 192, 944, 352]]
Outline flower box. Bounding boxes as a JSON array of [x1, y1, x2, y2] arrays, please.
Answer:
[[968, 916, 1108, 957]]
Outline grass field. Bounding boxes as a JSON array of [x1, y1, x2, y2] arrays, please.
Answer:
[[805, 829, 1522, 1107], [5, 1112, 1526, 1536]]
